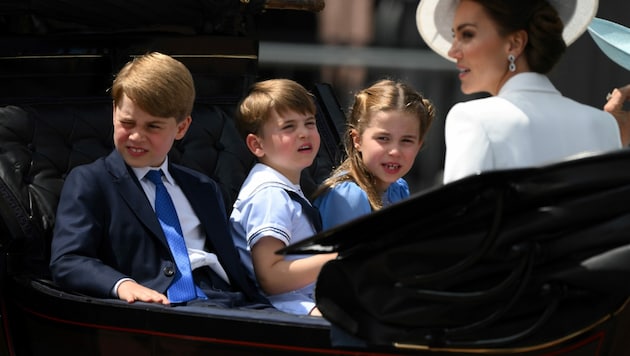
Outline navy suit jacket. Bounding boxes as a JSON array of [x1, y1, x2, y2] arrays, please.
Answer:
[[50, 150, 262, 302]]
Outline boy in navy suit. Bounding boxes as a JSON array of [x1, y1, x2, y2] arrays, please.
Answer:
[[50, 52, 265, 307]]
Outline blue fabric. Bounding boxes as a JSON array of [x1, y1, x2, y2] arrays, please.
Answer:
[[145, 169, 206, 303], [314, 178, 410, 230]]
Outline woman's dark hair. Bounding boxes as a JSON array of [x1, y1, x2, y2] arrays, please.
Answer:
[[473, 0, 566, 74]]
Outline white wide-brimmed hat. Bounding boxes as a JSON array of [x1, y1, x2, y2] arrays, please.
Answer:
[[587, 17, 630, 71], [416, 0, 599, 62]]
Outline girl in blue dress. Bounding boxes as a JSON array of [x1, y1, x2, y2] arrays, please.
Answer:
[[313, 79, 435, 229]]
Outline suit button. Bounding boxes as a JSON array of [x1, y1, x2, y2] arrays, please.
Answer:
[[163, 266, 175, 277]]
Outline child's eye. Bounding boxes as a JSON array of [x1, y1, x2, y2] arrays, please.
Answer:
[[305, 120, 316, 127], [144, 123, 163, 131]]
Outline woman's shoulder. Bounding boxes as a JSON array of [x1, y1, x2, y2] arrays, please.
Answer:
[[450, 96, 511, 113], [447, 97, 518, 128]]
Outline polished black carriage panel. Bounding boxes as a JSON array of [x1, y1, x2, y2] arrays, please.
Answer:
[[283, 149, 630, 354], [3, 276, 336, 356]]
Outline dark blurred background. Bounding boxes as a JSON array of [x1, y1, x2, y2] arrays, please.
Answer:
[[253, 0, 630, 194]]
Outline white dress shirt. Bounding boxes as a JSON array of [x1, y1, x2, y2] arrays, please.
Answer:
[[134, 159, 229, 283]]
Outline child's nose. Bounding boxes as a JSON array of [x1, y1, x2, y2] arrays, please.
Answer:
[[298, 125, 310, 138], [388, 145, 401, 156], [128, 129, 144, 140]]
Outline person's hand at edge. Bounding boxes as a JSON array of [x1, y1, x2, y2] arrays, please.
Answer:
[[604, 84, 630, 146]]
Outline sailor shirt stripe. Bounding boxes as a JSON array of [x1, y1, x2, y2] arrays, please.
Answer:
[[248, 226, 291, 246]]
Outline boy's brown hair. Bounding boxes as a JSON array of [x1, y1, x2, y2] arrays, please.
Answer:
[[111, 52, 195, 122], [235, 79, 316, 140]]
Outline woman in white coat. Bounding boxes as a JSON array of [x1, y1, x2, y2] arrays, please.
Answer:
[[416, 0, 622, 184]]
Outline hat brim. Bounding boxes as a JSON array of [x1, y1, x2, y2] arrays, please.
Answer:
[[416, 0, 599, 62], [588, 17, 630, 71]]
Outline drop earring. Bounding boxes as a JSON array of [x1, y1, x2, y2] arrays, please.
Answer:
[[508, 54, 516, 72]]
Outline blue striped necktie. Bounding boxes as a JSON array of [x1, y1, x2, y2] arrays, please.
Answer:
[[145, 170, 206, 303]]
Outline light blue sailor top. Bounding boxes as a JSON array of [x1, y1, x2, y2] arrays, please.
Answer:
[[229, 163, 318, 315]]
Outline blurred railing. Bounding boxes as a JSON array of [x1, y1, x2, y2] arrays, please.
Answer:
[[258, 0, 325, 12]]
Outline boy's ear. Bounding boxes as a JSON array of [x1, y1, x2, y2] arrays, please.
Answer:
[[246, 133, 265, 158], [175, 116, 192, 140]]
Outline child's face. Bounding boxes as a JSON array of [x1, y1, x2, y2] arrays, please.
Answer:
[[353, 111, 422, 193], [248, 109, 320, 184], [113, 94, 191, 168]]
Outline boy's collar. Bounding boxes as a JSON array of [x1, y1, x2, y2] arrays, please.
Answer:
[[131, 157, 175, 184]]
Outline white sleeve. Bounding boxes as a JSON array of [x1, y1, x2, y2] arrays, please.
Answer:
[[443, 103, 494, 184]]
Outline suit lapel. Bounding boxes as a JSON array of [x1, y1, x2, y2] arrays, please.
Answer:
[[170, 165, 259, 298], [169, 166, 226, 250], [105, 151, 168, 246]]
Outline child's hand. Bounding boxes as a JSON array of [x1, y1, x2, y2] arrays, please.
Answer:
[[117, 280, 170, 305]]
